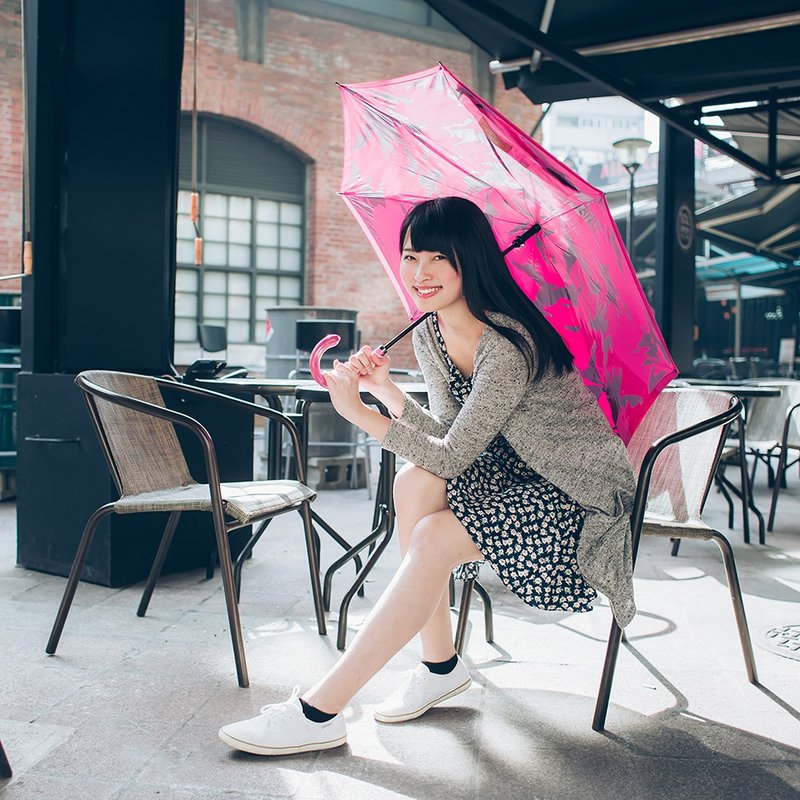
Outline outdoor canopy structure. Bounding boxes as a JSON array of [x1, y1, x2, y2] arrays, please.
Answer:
[[425, 1, 800, 182], [422, 1, 800, 324]]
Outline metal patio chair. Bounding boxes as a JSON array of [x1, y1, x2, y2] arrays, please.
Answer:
[[453, 388, 758, 731], [729, 380, 800, 531], [46, 370, 326, 688], [593, 388, 757, 729], [765, 381, 800, 531]]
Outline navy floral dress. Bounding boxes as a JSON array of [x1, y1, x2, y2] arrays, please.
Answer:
[[433, 314, 597, 614]]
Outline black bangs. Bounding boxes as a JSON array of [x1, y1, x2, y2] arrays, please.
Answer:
[[399, 200, 460, 268]]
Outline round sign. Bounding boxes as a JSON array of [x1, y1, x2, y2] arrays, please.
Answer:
[[677, 204, 694, 252]]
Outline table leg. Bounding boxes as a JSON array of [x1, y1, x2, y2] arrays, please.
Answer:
[[738, 422, 766, 544], [738, 421, 752, 544], [718, 424, 765, 545], [263, 394, 283, 479], [335, 449, 396, 650]]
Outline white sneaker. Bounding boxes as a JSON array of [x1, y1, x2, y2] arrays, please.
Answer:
[[374, 657, 472, 723], [218, 688, 347, 756]]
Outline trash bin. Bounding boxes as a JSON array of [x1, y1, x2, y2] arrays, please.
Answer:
[[264, 305, 359, 378], [262, 306, 364, 484]]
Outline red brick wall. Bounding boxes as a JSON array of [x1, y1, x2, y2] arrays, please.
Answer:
[[0, 0, 23, 294], [0, 1, 540, 363]]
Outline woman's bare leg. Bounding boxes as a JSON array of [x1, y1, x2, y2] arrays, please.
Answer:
[[392, 465, 459, 662], [302, 505, 482, 714]]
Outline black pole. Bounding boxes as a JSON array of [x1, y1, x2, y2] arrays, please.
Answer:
[[626, 165, 635, 261]]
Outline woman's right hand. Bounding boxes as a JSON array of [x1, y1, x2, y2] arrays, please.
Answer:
[[348, 346, 391, 391]]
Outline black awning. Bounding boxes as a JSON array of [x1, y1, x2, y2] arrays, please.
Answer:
[[425, 0, 800, 182], [696, 183, 800, 262]]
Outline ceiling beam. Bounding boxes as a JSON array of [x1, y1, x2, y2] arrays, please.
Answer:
[[445, 0, 779, 180], [489, 11, 800, 67], [699, 97, 800, 117], [682, 86, 800, 111]]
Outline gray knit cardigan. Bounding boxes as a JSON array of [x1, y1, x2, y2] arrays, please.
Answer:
[[382, 312, 637, 627]]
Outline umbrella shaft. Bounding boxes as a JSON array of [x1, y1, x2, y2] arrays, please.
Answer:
[[379, 313, 431, 354]]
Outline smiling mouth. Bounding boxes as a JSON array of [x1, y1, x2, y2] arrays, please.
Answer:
[[415, 286, 441, 297]]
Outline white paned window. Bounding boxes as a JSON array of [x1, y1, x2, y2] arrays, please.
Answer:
[[174, 115, 306, 346], [175, 187, 305, 343]]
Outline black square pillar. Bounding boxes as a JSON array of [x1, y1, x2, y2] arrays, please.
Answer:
[[654, 119, 696, 374], [17, 1, 194, 585]]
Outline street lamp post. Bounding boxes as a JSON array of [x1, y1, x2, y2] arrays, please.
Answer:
[[612, 137, 652, 265]]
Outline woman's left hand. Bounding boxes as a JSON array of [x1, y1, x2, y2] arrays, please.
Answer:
[[324, 359, 365, 423]]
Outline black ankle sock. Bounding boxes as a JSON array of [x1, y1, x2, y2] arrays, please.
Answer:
[[423, 653, 459, 675], [299, 697, 337, 723]]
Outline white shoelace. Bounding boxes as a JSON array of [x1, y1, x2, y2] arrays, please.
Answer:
[[258, 686, 301, 726], [396, 664, 429, 698]]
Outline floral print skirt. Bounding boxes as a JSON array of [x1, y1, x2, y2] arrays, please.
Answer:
[[448, 434, 597, 613]]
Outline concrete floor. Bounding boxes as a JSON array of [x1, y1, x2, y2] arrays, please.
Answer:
[[1, 469, 799, 799]]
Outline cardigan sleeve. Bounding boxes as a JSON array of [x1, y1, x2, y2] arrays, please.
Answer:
[[382, 331, 531, 478]]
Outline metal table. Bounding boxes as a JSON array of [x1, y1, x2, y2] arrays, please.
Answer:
[[675, 382, 781, 544], [295, 382, 429, 649], [196, 377, 316, 479]]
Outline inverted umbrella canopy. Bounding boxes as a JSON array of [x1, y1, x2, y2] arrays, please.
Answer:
[[339, 64, 677, 443]]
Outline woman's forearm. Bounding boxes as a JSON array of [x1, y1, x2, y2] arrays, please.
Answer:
[[349, 403, 392, 443], [365, 380, 407, 419]]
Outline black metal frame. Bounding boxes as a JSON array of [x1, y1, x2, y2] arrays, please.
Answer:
[[45, 373, 326, 688]]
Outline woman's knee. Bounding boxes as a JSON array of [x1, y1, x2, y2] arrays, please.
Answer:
[[393, 464, 446, 512], [407, 512, 470, 569]]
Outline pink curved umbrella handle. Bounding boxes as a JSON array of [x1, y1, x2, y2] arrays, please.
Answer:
[[308, 334, 341, 387]]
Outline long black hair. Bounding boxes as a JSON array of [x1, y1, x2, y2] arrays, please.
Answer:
[[399, 196, 574, 382]]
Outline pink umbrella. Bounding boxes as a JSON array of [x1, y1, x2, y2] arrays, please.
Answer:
[[322, 63, 676, 443]]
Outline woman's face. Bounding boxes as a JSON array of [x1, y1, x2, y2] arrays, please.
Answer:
[[400, 230, 463, 312]]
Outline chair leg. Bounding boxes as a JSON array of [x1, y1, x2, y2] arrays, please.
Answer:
[[299, 501, 327, 636], [0, 738, 11, 779], [715, 473, 735, 529], [670, 538, 681, 557], [212, 513, 249, 688], [592, 619, 625, 731], [767, 446, 788, 532], [454, 578, 475, 655], [46, 504, 116, 655], [137, 511, 181, 617], [472, 579, 495, 643], [710, 531, 759, 684]]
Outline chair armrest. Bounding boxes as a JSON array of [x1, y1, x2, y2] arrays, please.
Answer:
[[154, 377, 308, 484], [781, 401, 800, 446]]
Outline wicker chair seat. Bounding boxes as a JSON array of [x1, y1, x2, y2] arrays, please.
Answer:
[[114, 480, 315, 524]]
